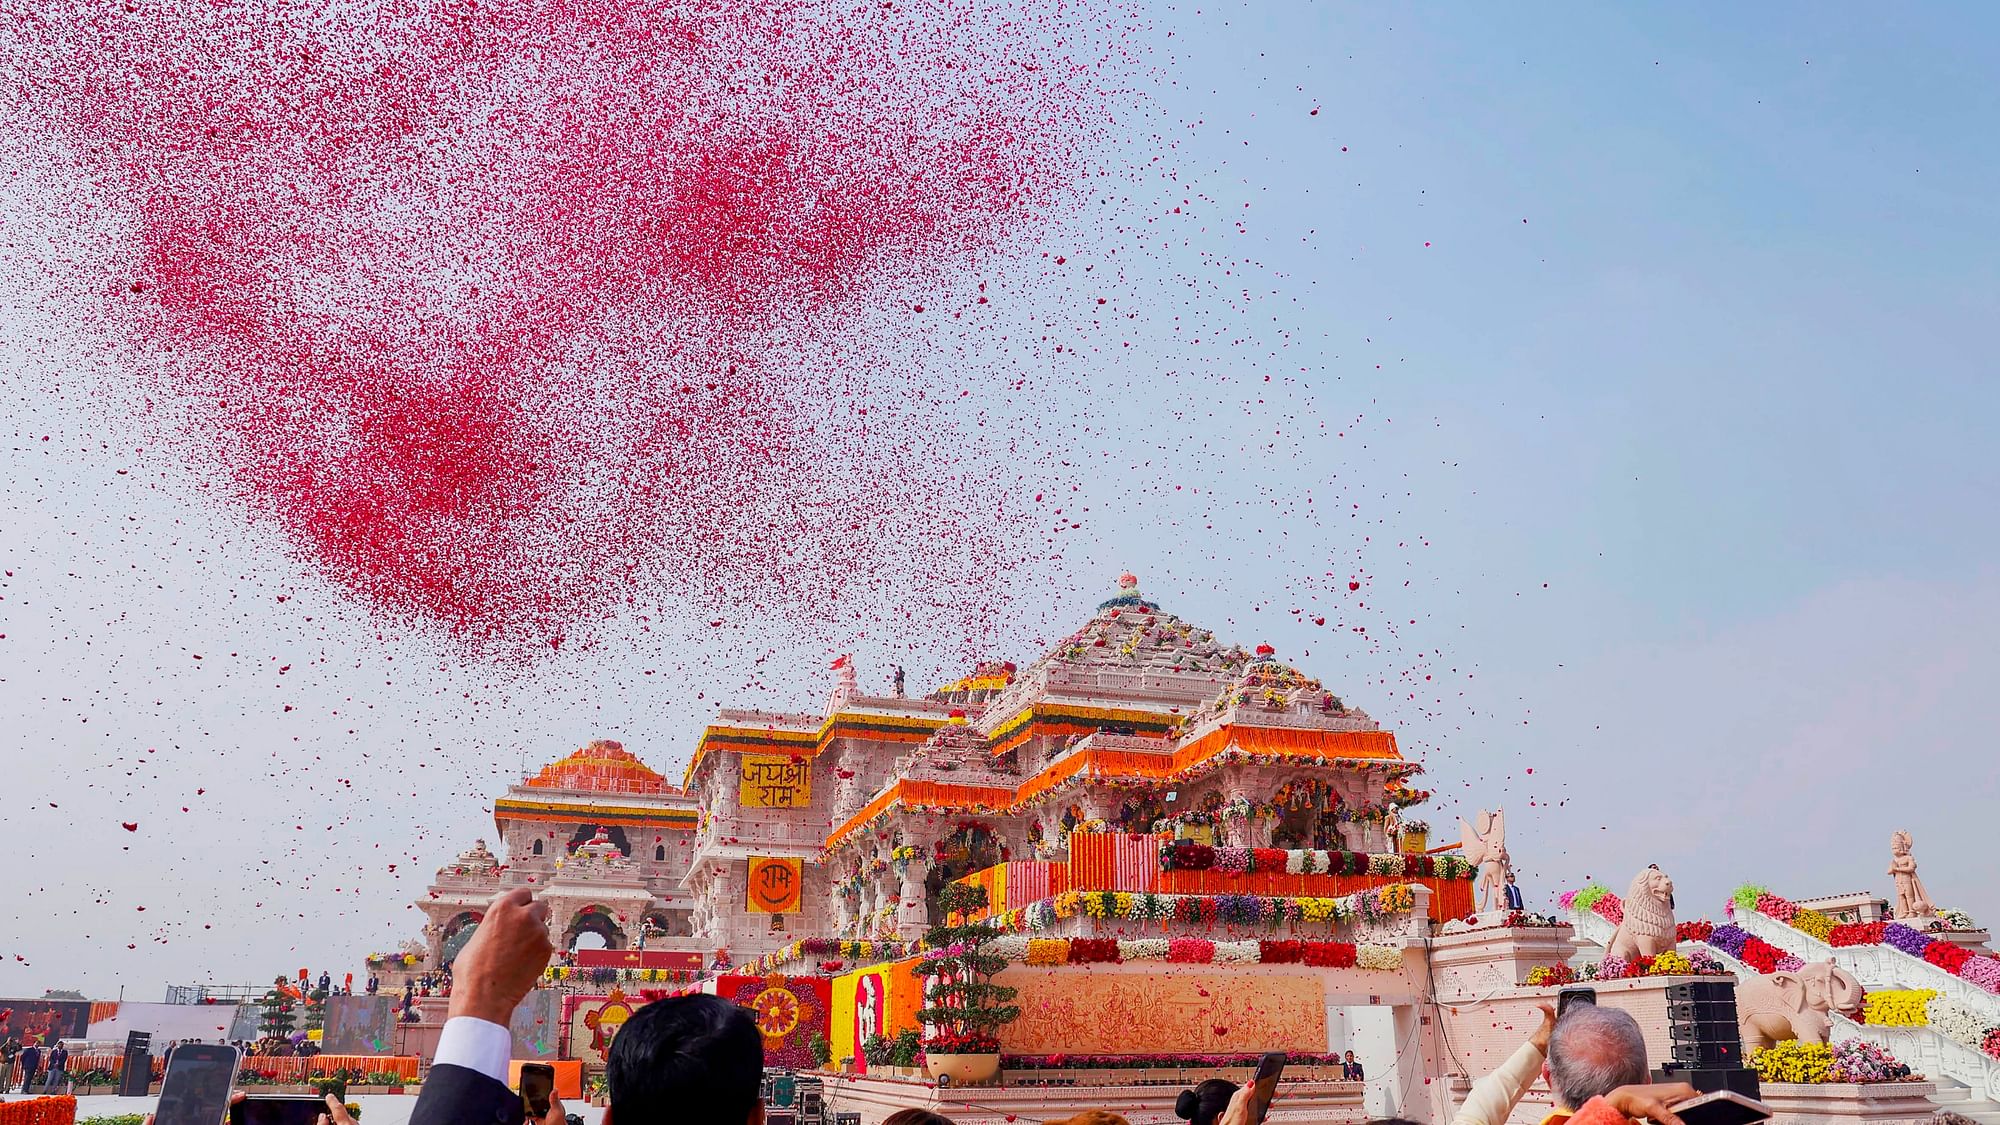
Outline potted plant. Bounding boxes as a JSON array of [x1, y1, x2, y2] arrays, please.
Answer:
[[861, 1033, 894, 1075], [587, 1073, 610, 1107], [891, 1029, 922, 1078], [913, 882, 1020, 1085], [808, 1032, 834, 1073]]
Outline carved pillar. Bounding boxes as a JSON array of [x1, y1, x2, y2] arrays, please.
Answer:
[[896, 860, 933, 940], [711, 867, 739, 951], [423, 919, 445, 970], [872, 873, 899, 937], [837, 886, 859, 938]]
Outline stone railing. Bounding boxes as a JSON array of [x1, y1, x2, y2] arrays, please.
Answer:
[[1068, 731, 1174, 755], [1168, 705, 1381, 753], [1734, 910, 2000, 1025], [1835, 1012, 2000, 1105]]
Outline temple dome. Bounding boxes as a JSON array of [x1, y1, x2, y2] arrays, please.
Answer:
[[523, 739, 675, 794]]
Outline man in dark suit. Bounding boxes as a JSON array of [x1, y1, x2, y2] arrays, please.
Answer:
[[605, 994, 765, 1125], [407, 887, 560, 1125]]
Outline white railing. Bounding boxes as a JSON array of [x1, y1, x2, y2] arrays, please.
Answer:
[[1733, 911, 2000, 1025], [1570, 908, 1617, 950], [1835, 1012, 2000, 1104]]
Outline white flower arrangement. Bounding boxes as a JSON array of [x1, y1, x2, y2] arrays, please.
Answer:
[[1124, 939, 1171, 961], [1356, 944, 1403, 970], [1368, 853, 1403, 876], [986, 935, 1032, 962], [1925, 998, 1991, 1048], [1213, 940, 1261, 965], [1937, 908, 1979, 932]]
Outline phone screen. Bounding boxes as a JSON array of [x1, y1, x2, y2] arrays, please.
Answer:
[[154, 1044, 244, 1125], [1557, 987, 1597, 1018], [1672, 1091, 1773, 1125], [1245, 1051, 1286, 1123], [231, 1097, 333, 1125], [520, 1062, 556, 1118]]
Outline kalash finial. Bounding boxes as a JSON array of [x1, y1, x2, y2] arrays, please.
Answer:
[[1117, 572, 1139, 593]]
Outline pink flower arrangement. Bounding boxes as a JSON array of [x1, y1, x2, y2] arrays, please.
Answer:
[[1167, 937, 1215, 964], [1215, 847, 1255, 874], [1755, 892, 1797, 922], [1959, 957, 2000, 994]]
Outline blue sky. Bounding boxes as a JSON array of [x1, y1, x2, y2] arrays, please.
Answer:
[[3, 2, 1997, 994]]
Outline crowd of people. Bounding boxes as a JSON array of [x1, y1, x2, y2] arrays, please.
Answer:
[[0, 1036, 68, 1095]]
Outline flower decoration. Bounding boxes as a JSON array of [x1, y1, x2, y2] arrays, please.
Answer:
[[1828, 1039, 1914, 1083], [1861, 989, 1937, 1027], [1751, 1040, 1835, 1084]]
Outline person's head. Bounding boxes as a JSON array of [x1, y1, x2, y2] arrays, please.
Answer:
[[1345, 1050, 1357, 1061], [1547, 1004, 1649, 1111], [883, 1112, 956, 1125], [1175, 1078, 1239, 1125], [605, 994, 765, 1125]]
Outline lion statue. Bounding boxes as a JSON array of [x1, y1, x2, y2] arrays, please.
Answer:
[[1607, 864, 1677, 960]]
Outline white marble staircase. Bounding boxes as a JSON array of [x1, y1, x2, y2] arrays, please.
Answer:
[[1570, 907, 2000, 1123], [1732, 909, 2000, 1026]]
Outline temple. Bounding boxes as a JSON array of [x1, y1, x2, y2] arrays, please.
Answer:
[[391, 573, 1451, 972]]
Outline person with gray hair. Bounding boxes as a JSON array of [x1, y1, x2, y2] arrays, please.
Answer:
[[1549, 1006, 1650, 1113]]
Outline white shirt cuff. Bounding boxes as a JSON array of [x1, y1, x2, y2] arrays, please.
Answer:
[[433, 1016, 513, 1084]]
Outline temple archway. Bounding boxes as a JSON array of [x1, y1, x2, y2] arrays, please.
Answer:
[[565, 906, 625, 951], [566, 824, 631, 856], [439, 911, 483, 966]]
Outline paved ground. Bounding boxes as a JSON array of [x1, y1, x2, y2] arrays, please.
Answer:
[[0, 1093, 608, 1124]]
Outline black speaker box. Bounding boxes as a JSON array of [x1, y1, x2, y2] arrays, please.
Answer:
[[1670, 1017, 1743, 1040], [1670, 1039, 1742, 1066], [1672, 996, 1736, 1024], [1656, 1064, 1761, 1099], [118, 1031, 154, 1097], [1665, 980, 1737, 1003]]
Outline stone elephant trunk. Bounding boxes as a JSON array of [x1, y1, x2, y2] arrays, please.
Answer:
[[1735, 958, 1867, 1052]]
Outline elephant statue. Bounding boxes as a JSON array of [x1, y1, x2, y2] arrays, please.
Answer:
[[1735, 958, 1866, 1051]]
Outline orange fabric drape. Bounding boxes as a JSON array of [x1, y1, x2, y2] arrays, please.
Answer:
[[87, 1001, 119, 1026], [1167, 725, 1402, 770]]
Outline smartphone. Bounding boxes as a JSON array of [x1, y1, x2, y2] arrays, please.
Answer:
[[1670, 1090, 1773, 1125], [1244, 1051, 1286, 1123], [154, 1043, 244, 1125], [521, 1061, 557, 1119], [1557, 986, 1597, 1018], [232, 1096, 333, 1125]]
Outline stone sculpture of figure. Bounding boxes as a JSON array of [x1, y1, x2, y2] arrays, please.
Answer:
[[1384, 805, 1403, 853], [1459, 809, 1508, 912], [1888, 830, 1935, 920], [1607, 864, 1677, 960], [1735, 958, 1866, 1051]]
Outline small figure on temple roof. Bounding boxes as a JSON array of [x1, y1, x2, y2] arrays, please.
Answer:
[[893, 665, 906, 697]]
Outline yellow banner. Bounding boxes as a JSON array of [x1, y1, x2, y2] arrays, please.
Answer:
[[747, 856, 805, 914], [740, 753, 813, 808]]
